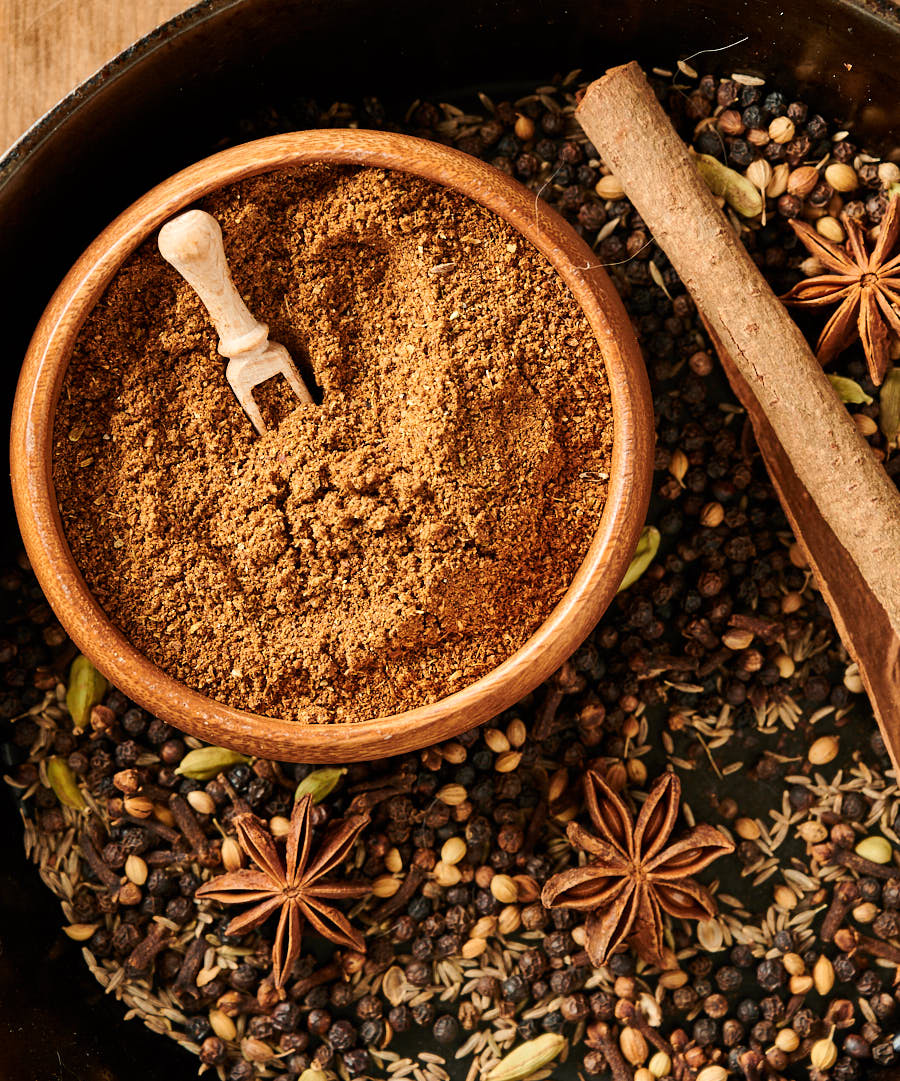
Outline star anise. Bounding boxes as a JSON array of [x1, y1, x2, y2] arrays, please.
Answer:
[[195, 794, 369, 987], [541, 771, 733, 967], [781, 194, 900, 386]]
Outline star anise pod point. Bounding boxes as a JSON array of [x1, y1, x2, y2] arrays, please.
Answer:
[[195, 794, 370, 987], [541, 770, 734, 967], [781, 194, 900, 386]]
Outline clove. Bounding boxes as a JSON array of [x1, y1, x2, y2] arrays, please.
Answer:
[[586, 1022, 634, 1081], [727, 612, 783, 643], [617, 1000, 675, 1058], [172, 937, 207, 1002], [370, 866, 425, 921], [119, 813, 180, 844], [832, 847, 898, 880], [533, 661, 585, 740], [169, 792, 208, 854], [79, 829, 121, 890], [820, 880, 859, 941], [288, 962, 342, 1002], [834, 926, 900, 963], [125, 919, 171, 973]]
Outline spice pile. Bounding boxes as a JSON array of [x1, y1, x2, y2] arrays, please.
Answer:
[[5, 62, 900, 1081], [53, 166, 612, 722]]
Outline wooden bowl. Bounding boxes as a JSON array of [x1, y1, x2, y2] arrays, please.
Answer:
[[10, 129, 653, 762]]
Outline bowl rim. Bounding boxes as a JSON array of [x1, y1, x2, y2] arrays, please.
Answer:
[[10, 128, 653, 762]]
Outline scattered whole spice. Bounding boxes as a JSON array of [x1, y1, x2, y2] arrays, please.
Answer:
[[854, 835, 893, 864], [781, 195, 900, 385], [195, 794, 370, 986], [5, 63, 900, 1081], [541, 770, 733, 965], [53, 166, 613, 723]]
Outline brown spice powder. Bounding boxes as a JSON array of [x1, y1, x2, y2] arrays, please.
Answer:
[[53, 165, 613, 722]]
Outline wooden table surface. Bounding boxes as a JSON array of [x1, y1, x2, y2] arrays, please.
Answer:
[[1, 0, 193, 154]]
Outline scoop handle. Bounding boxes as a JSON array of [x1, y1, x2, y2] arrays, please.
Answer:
[[158, 209, 269, 358]]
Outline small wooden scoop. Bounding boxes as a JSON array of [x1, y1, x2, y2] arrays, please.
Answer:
[[158, 209, 314, 434]]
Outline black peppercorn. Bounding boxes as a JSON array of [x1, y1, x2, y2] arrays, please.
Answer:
[[833, 1056, 861, 1081], [165, 896, 192, 924], [736, 999, 760, 1024], [186, 1016, 212, 1043], [359, 1019, 384, 1047], [111, 923, 141, 954], [388, 1005, 412, 1033], [541, 1010, 565, 1033], [560, 993, 589, 1022], [248, 1015, 276, 1039], [407, 896, 431, 921], [327, 1019, 356, 1051], [693, 1017, 719, 1046], [589, 991, 615, 1020], [759, 995, 785, 1023], [271, 1001, 301, 1032], [342, 1049, 371, 1076], [391, 915, 416, 941], [147, 718, 175, 746], [731, 944, 755, 969], [751, 1019, 775, 1045], [229, 963, 258, 992], [349, 993, 379, 1021], [432, 1014, 460, 1044], [411, 1002, 435, 1027], [159, 738, 185, 765], [756, 958, 786, 992], [199, 1037, 226, 1065], [722, 1019, 745, 1047], [543, 930, 572, 958], [121, 707, 146, 734], [226, 763, 252, 791], [307, 1009, 331, 1037], [411, 935, 434, 960], [405, 960, 431, 987], [501, 974, 528, 1001], [178, 871, 201, 897], [515, 152, 540, 179], [673, 987, 698, 1011]]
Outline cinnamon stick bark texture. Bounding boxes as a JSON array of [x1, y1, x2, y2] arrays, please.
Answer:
[[704, 319, 900, 777], [577, 62, 900, 775]]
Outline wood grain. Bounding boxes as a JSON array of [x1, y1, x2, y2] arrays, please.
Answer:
[[1, 0, 190, 154], [10, 129, 653, 762]]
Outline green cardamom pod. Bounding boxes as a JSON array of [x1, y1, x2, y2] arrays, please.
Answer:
[[828, 374, 873, 405], [175, 746, 250, 781], [693, 153, 764, 217], [295, 767, 347, 804], [47, 755, 86, 810], [484, 1034, 567, 1081], [66, 654, 108, 728], [855, 835, 893, 864], [617, 526, 660, 594], [880, 367, 900, 442]]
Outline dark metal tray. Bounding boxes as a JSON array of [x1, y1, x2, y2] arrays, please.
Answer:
[[2, 1, 899, 1077]]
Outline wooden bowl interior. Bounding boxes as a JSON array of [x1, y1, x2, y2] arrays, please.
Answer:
[[10, 130, 653, 761]]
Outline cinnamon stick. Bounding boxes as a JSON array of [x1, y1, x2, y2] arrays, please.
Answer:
[[577, 63, 900, 775]]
